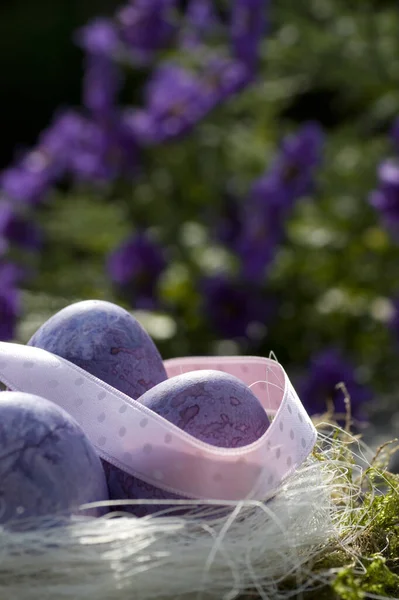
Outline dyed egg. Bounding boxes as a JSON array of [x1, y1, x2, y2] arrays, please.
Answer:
[[106, 370, 270, 516], [0, 392, 109, 525], [28, 299, 167, 399], [28, 299, 168, 510]]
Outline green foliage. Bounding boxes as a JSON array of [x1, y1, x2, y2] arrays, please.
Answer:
[[329, 478, 399, 599], [26, 0, 399, 382], [333, 556, 399, 600], [262, 434, 399, 599], [314, 448, 399, 598]]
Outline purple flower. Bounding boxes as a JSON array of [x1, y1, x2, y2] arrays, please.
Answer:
[[0, 165, 50, 207], [75, 18, 120, 57], [274, 122, 324, 205], [0, 112, 104, 209], [0, 104, 138, 211], [236, 179, 285, 280], [200, 274, 271, 338], [369, 160, 399, 229], [63, 118, 116, 181], [201, 55, 251, 102], [41, 111, 137, 182], [0, 203, 42, 250], [185, 0, 219, 32], [299, 349, 371, 421], [125, 54, 252, 146], [227, 123, 324, 281], [123, 63, 207, 144], [39, 112, 82, 160], [236, 233, 280, 282], [83, 54, 123, 119], [0, 124, 81, 207], [0, 261, 21, 341], [213, 184, 281, 281], [40, 111, 100, 177], [180, 0, 221, 49], [107, 232, 167, 309], [0, 261, 24, 288], [117, 0, 177, 65], [77, 18, 123, 120], [230, 0, 269, 73]]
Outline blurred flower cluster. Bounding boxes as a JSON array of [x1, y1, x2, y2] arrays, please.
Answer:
[[370, 120, 399, 236], [0, 0, 269, 325], [3, 0, 399, 422]]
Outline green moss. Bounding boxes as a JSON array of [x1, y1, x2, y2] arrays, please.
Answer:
[[333, 556, 399, 599], [274, 435, 399, 599]]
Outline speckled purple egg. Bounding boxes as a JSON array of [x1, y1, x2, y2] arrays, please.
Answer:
[[27, 299, 168, 511], [0, 392, 109, 525], [28, 299, 167, 399], [105, 369, 270, 516]]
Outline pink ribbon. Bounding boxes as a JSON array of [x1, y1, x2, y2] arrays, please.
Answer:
[[0, 342, 317, 501]]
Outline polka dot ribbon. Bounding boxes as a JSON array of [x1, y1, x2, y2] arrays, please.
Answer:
[[0, 343, 317, 501]]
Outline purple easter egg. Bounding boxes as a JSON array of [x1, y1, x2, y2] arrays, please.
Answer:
[[28, 299, 167, 398], [27, 299, 168, 510], [106, 370, 270, 516], [0, 392, 109, 525]]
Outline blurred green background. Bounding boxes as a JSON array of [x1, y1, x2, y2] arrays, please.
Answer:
[[3, 0, 399, 435]]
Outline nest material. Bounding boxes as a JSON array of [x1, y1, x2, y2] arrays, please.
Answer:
[[0, 426, 384, 600]]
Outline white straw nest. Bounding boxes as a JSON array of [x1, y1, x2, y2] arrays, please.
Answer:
[[0, 426, 371, 600]]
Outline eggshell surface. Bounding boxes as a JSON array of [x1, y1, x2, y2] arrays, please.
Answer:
[[0, 392, 109, 525], [28, 299, 167, 400], [106, 370, 270, 516], [27, 299, 168, 511], [140, 369, 270, 446]]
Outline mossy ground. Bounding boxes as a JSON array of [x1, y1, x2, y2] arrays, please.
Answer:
[[280, 426, 399, 599]]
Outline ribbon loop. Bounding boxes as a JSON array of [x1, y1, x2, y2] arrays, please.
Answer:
[[0, 343, 317, 501]]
